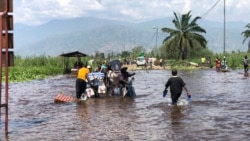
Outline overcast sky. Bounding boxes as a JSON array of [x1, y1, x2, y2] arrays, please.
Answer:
[[13, 0, 249, 26]]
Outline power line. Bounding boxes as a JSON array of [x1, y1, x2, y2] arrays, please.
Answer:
[[200, 0, 221, 21]]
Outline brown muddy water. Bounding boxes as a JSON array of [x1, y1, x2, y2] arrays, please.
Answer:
[[1, 69, 250, 141]]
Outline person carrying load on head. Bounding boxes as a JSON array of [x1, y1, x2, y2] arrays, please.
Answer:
[[107, 60, 122, 96]]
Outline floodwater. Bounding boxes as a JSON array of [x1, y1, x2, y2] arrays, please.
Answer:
[[1, 69, 250, 141]]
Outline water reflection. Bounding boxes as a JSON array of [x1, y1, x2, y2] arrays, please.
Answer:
[[1, 69, 250, 140], [170, 106, 184, 126]]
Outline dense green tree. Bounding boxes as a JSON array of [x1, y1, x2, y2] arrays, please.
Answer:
[[161, 11, 207, 60], [130, 46, 146, 59], [121, 51, 131, 58], [241, 23, 250, 52]]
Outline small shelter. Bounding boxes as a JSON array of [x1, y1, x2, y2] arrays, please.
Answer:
[[60, 51, 88, 74]]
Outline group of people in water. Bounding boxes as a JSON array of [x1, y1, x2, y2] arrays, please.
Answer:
[[215, 56, 228, 71], [164, 55, 249, 105], [75, 61, 136, 100], [75, 60, 191, 105], [214, 55, 249, 73], [74, 54, 249, 105], [75, 61, 188, 105], [163, 54, 249, 105]]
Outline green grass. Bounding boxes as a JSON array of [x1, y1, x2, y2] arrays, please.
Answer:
[[6, 55, 63, 82], [3, 52, 249, 82]]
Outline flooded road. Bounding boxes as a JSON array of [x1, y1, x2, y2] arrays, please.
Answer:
[[1, 69, 250, 141]]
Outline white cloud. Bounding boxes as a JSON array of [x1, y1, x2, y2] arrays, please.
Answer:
[[13, 0, 250, 26]]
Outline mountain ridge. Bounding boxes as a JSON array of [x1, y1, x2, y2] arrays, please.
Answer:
[[14, 16, 248, 57]]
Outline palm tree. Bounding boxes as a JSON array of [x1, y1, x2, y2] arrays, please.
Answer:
[[162, 11, 207, 60], [241, 23, 250, 52]]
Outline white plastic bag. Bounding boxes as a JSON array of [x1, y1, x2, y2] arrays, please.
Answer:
[[98, 84, 106, 94], [86, 88, 95, 97]]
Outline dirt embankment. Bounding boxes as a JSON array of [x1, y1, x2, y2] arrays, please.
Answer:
[[123, 62, 206, 71], [123, 64, 170, 71]]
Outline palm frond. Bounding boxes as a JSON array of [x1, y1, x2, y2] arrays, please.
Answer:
[[241, 23, 250, 44], [173, 12, 181, 30], [162, 11, 207, 60], [188, 25, 206, 33], [161, 27, 178, 33]]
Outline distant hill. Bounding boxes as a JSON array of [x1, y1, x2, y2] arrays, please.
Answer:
[[14, 16, 248, 57]]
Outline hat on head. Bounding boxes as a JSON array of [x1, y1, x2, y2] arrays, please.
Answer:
[[87, 65, 91, 69]]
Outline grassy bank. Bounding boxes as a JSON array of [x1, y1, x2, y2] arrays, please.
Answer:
[[6, 55, 63, 82], [4, 52, 249, 82]]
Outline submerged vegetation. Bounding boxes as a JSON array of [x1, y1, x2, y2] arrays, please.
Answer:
[[7, 55, 63, 82], [6, 55, 92, 82]]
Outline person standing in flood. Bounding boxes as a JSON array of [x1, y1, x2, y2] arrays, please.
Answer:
[[215, 56, 221, 71], [242, 55, 249, 73], [75, 63, 90, 100], [221, 56, 228, 71], [119, 67, 136, 96], [164, 69, 190, 105]]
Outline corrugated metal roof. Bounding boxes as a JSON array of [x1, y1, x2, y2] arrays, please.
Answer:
[[60, 51, 87, 57]]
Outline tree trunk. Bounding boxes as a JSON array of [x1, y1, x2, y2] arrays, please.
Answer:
[[181, 51, 185, 60]]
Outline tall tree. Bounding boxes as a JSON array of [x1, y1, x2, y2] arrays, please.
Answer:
[[131, 46, 146, 59], [241, 23, 250, 52], [162, 11, 207, 60]]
